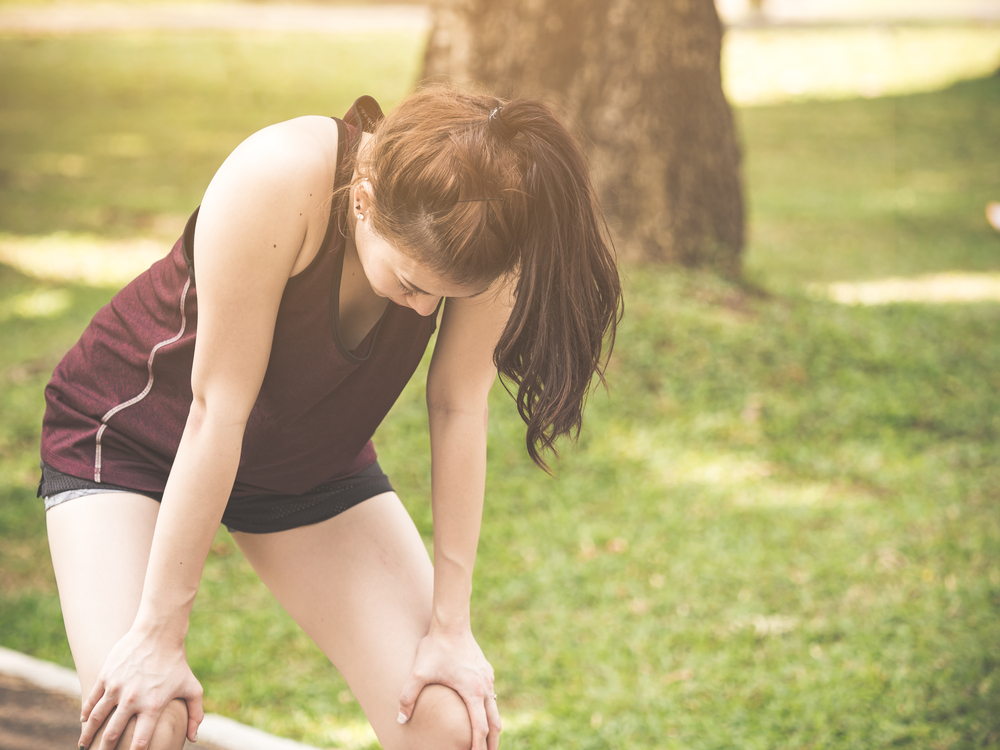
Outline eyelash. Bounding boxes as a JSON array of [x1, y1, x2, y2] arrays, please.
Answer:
[[397, 280, 417, 297]]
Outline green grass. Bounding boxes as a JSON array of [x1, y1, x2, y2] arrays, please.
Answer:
[[0, 32, 425, 239], [2, 25, 999, 750], [741, 74, 1000, 292]]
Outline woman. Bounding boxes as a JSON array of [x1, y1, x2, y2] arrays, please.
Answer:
[[40, 88, 621, 750]]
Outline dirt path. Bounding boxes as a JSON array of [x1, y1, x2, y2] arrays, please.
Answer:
[[0, 673, 82, 750], [0, 0, 996, 36], [0, 2, 431, 34], [0, 673, 229, 750], [0, 646, 316, 750]]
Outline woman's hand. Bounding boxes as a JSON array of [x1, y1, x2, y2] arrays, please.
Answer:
[[397, 625, 502, 750], [79, 625, 204, 750]]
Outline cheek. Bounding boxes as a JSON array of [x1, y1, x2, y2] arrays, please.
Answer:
[[364, 258, 395, 297], [356, 241, 385, 292]]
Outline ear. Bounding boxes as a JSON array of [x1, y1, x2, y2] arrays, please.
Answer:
[[354, 178, 375, 218]]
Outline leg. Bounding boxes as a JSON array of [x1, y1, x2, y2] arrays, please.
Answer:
[[232, 492, 474, 750], [46, 493, 190, 750]]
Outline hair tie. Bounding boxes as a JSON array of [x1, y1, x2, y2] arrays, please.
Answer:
[[488, 105, 516, 140]]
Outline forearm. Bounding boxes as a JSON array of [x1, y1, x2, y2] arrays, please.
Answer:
[[134, 404, 244, 640], [428, 403, 489, 632]]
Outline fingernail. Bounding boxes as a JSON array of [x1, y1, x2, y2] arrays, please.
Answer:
[[193, 732, 199, 743], [397, 711, 407, 725]]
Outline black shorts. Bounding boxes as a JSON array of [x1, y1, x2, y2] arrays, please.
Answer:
[[38, 461, 394, 534]]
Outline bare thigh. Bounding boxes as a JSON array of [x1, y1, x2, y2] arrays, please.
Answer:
[[232, 491, 470, 749], [46, 492, 188, 749], [47, 492, 160, 691]]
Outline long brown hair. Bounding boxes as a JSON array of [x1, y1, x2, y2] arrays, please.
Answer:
[[354, 87, 622, 470]]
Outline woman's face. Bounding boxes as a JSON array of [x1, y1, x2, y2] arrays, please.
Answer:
[[352, 213, 488, 316]]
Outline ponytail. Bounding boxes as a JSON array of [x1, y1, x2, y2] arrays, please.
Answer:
[[359, 89, 623, 470], [491, 100, 622, 470]]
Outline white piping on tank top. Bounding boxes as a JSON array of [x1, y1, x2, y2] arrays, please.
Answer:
[[94, 277, 192, 482]]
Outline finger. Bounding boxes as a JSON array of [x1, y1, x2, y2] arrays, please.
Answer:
[[80, 680, 106, 723], [97, 704, 133, 750], [485, 694, 503, 750], [397, 673, 430, 725], [185, 684, 205, 742], [463, 697, 490, 750], [79, 695, 116, 749], [128, 711, 159, 750]]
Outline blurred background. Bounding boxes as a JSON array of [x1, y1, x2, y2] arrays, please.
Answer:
[[1, 0, 998, 748]]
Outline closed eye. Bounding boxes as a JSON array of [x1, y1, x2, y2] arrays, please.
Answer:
[[397, 279, 419, 296]]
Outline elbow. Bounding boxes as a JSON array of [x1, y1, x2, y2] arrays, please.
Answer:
[[426, 391, 489, 429], [185, 392, 252, 437], [425, 365, 492, 430], [186, 395, 209, 433]]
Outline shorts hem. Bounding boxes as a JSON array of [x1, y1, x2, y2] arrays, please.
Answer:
[[38, 460, 393, 533]]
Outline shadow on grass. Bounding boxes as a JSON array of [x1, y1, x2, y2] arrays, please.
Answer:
[[0, 47, 998, 749]]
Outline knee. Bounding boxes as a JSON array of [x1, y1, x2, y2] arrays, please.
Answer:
[[89, 699, 188, 750], [399, 684, 472, 750], [153, 699, 189, 746]]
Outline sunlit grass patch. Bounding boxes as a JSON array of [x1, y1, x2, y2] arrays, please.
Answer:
[[0, 233, 169, 286], [724, 25, 1000, 105], [608, 429, 866, 509], [0, 287, 71, 321], [819, 271, 1000, 304], [256, 711, 379, 750]]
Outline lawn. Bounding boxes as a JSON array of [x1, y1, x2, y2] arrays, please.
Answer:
[[1, 21, 999, 750]]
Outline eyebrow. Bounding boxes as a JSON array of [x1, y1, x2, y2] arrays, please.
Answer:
[[402, 277, 491, 299]]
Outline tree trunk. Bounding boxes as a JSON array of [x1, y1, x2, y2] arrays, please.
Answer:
[[422, 0, 745, 273]]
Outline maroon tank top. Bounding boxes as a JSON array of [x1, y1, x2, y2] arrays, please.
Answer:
[[40, 98, 438, 498]]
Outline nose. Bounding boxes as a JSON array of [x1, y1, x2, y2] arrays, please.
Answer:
[[411, 295, 442, 317]]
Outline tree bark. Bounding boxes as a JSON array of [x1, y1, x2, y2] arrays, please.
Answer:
[[422, 0, 745, 272]]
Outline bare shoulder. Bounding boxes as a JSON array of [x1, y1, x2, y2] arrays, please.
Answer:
[[211, 116, 341, 199], [241, 116, 341, 163], [195, 116, 342, 276]]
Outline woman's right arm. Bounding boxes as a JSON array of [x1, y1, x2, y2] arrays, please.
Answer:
[[78, 117, 340, 750]]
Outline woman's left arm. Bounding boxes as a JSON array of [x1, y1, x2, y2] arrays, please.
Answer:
[[396, 284, 513, 750]]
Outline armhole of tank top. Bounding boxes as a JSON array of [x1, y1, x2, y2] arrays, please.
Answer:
[[180, 206, 198, 285], [287, 117, 350, 282], [329, 116, 390, 365], [318, 117, 350, 265], [180, 115, 385, 366], [183, 119, 351, 288]]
